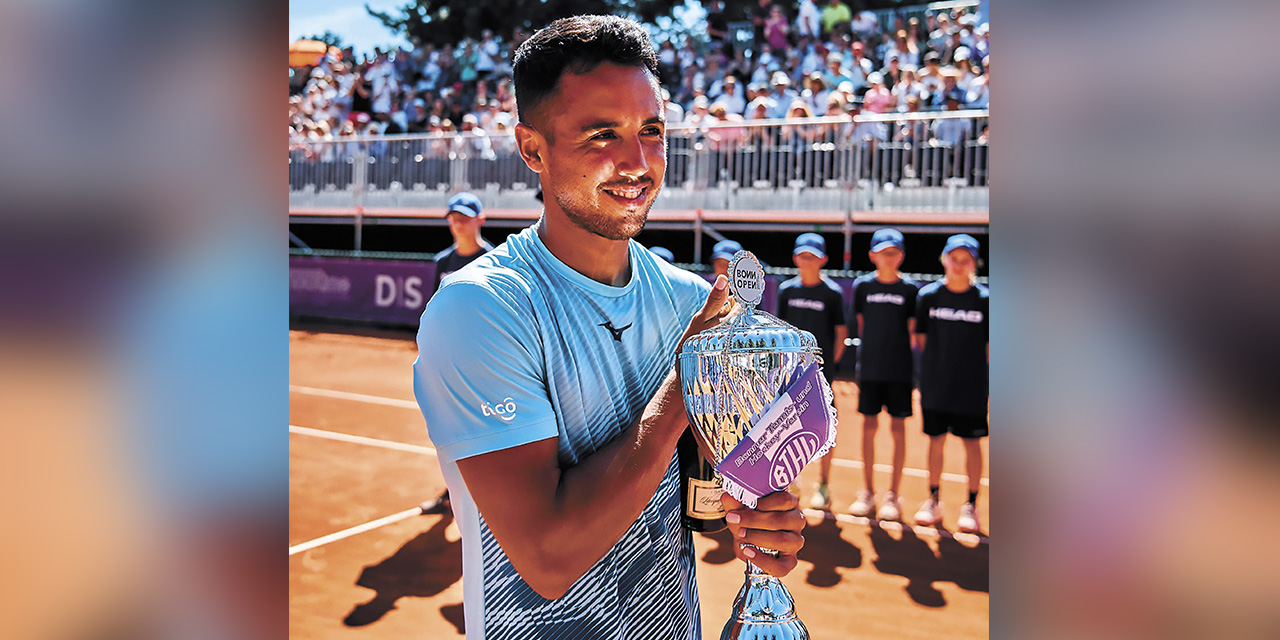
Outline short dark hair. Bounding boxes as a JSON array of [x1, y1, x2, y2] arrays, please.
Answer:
[[513, 15, 659, 127]]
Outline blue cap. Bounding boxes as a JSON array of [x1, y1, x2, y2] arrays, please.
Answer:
[[650, 246, 675, 263], [447, 192, 483, 217], [870, 228, 904, 253], [943, 233, 980, 258], [712, 239, 743, 262], [793, 233, 826, 258]]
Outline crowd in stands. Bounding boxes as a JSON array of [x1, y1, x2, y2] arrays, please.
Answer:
[[288, 3, 989, 187]]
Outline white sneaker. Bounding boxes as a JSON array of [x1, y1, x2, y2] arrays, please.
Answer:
[[914, 496, 943, 526], [877, 491, 902, 522], [957, 502, 981, 533], [848, 490, 876, 517], [808, 483, 832, 510]]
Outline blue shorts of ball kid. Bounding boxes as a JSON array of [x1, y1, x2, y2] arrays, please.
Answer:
[[857, 380, 913, 418], [922, 410, 988, 439]]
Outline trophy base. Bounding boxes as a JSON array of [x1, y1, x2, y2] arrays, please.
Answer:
[[720, 561, 810, 640]]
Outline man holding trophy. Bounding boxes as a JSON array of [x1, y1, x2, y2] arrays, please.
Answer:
[[413, 16, 811, 639]]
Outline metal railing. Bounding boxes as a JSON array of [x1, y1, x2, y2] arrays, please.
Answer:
[[288, 110, 988, 219]]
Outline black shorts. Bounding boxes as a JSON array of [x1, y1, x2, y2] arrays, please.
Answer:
[[922, 410, 988, 439], [857, 380, 913, 418]]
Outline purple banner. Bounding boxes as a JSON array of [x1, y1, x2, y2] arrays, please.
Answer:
[[715, 363, 834, 502], [290, 257, 436, 325]]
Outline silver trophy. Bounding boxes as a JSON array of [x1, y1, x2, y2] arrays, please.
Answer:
[[678, 251, 837, 640]]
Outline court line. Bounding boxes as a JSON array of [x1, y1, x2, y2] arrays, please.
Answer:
[[289, 424, 437, 456], [290, 384, 419, 409], [832, 459, 989, 487], [289, 507, 425, 556], [291, 384, 988, 487], [804, 508, 990, 545]]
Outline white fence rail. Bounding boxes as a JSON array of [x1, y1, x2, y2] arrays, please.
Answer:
[[288, 110, 988, 216]]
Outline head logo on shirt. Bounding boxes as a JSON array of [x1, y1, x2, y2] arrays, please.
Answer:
[[481, 397, 517, 421], [929, 307, 984, 323], [599, 320, 632, 342]]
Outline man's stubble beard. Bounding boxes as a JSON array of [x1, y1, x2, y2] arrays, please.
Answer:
[[554, 184, 660, 242]]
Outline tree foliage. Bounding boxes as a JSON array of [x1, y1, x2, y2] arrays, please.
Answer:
[[300, 30, 346, 51], [365, 0, 689, 48]]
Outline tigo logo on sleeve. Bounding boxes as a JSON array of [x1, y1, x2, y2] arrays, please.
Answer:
[[481, 397, 517, 422]]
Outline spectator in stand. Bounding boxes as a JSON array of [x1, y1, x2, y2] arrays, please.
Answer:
[[489, 113, 519, 154], [368, 52, 399, 117], [843, 40, 874, 91], [767, 71, 800, 119], [893, 65, 924, 112], [475, 29, 499, 83], [458, 41, 480, 87], [801, 72, 831, 115], [661, 89, 685, 124], [929, 69, 964, 109], [887, 29, 921, 68], [678, 39, 700, 73], [954, 53, 976, 92], [686, 95, 715, 131], [821, 0, 853, 38], [929, 12, 953, 53], [942, 29, 967, 65], [873, 31, 893, 67], [850, 6, 878, 39], [907, 16, 924, 49], [797, 0, 822, 40], [657, 40, 679, 86], [967, 57, 989, 109], [754, 42, 778, 76], [710, 73, 746, 115], [822, 94, 851, 139], [706, 1, 731, 55], [847, 98, 887, 143], [931, 89, 972, 146], [862, 72, 893, 113], [453, 113, 493, 159], [726, 48, 753, 80], [764, 4, 792, 52], [797, 38, 824, 76], [407, 98, 431, 132], [880, 54, 902, 89], [821, 52, 855, 93], [752, 0, 773, 46], [919, 52, 944, 103], [973, 24, 989, 63]]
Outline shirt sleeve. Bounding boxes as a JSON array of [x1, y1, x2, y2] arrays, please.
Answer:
[[412, 279, 559, 463], [775, 286, 791, 321], [830, 284, 846, 326], [852, 280, 865, 314], [915, 287, 932, 335]]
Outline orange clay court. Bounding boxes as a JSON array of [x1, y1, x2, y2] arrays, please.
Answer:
[[289, 329, 989, 639]]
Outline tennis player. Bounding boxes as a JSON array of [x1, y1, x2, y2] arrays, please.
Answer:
[[413, 16, 804, 639]]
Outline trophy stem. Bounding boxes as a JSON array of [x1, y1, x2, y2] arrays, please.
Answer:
[[719, 555, 810, 640]]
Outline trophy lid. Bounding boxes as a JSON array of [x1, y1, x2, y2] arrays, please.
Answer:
[[680, 250, 820, 357]]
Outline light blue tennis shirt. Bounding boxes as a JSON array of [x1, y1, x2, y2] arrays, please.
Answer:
[[413, 224, 710, 640]]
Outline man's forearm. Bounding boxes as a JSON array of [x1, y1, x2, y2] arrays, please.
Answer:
[[471, 370, 688, 599]]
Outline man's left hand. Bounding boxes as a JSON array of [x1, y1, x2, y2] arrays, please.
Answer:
[[721, 491, 806, 577]]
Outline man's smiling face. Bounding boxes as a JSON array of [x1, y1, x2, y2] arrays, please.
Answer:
[[528, 62, 666, 241]]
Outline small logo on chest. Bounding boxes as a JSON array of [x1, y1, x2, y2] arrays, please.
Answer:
[[599, 320, 633, 342]]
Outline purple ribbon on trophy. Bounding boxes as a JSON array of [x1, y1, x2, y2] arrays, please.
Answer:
[[714, 362, 837, 508]]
